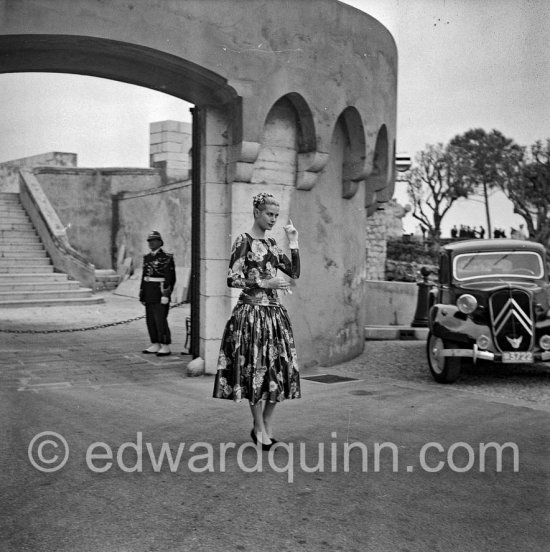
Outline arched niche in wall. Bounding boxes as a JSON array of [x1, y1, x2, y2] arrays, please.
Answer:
[[251, 93, 327, 191], [282, 93, 327, 191], [374, 138, 397, 206], [336, 107, 366, 199], [251, 96, 301, 187], [365, 124, 390, 214]]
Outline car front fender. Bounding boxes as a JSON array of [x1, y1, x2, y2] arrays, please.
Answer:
[[429, 304, 491, 345]]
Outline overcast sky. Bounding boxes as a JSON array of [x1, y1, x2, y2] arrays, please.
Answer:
[[0, 0, 548, 235]]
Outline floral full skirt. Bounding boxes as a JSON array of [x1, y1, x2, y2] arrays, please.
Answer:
[[212, 303, 301, 404]]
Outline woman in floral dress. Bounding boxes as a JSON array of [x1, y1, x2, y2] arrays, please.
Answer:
[[213, 192, 301, 449]]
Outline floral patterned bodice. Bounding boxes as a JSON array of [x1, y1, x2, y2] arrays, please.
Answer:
[[227, 233, 300, 306]]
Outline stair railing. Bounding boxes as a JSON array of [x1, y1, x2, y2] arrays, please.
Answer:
[[19, 169, 97, 290]]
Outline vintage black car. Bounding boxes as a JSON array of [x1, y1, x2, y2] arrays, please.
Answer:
[[427, 239, 550, 383]]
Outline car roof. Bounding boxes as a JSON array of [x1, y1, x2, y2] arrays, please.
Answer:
[[443, 239, 545, 255]]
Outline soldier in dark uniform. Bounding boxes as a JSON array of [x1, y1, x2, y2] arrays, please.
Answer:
[[139, 231, 176, 356]]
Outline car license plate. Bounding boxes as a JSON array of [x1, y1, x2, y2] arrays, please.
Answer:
[[502, 352, 533, 363]]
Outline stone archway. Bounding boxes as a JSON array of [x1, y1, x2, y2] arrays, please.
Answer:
[[0, 33, 238, 366], [0, 0, 398, 369]]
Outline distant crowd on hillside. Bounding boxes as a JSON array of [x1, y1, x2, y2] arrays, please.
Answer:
[[416, 224, 528, 242], [448, 224, 527, 240], [450, 225, 485, 239]]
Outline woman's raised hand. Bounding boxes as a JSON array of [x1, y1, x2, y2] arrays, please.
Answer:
[[283, 219, 299, 249]]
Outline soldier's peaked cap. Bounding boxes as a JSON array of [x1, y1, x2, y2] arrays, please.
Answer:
[[147, 231, 163, 243]]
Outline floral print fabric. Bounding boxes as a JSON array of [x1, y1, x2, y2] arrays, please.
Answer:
[[213, 233, 301, 404]]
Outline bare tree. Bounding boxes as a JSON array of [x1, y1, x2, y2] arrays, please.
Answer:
[[407, 143, 472, 242]]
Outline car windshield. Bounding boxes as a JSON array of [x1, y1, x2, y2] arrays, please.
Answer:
[[453, 251, 544, 281]]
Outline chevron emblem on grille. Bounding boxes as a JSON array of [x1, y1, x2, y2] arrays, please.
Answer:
[[505, 335, 523, 349], [492, 298, 533, 336]]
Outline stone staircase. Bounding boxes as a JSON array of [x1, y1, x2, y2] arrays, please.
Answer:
[[0, 192, 103, 307], [94, 269, 121, 291]]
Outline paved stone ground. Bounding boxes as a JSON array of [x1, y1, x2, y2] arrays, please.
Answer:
[[0, 293, 191, 392], [333, 341, 550, 409], [1, 293, 549, 551], [1, 293, 550, 406]]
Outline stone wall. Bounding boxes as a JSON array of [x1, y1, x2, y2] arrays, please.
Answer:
[[32, 167, 170, 270], [385, 259, 438, 283], [365, 208, 388, 281], [0, 152, 77, 193], [289, 108, 368, 366], [366, 199, 409, 281], [364, 280, 418, 326], [150, 120, 192, 184], [114, 181, 192, 275]]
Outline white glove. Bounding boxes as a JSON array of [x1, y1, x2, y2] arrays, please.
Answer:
[[283, 219, 299, 249], [161, 296, 169, 305]]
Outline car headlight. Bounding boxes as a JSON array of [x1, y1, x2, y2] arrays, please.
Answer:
[[457, 294, 478, 314], [539, 335, 550, 350]]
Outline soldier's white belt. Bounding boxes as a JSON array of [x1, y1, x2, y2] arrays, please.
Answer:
[[144, 277, 165, 282]]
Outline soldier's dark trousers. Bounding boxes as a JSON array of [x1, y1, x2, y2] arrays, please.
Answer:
[[145, 303, 171, 344]]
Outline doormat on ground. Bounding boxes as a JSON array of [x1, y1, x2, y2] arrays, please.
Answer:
[[302, 374, 358, 384]]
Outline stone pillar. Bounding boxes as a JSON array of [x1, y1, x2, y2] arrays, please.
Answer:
[[149, 120, 192, 183], [199, 107, 231, 374]]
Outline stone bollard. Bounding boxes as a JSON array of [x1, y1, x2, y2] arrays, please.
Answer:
[[411, 266, 433, 327], [187, 356, 205, 377]]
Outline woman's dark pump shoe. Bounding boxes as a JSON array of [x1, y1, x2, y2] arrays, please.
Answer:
[[250, 429, 273, 451]]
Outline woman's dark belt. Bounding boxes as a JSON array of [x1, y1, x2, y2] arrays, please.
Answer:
[[238, 295, 281, 307]]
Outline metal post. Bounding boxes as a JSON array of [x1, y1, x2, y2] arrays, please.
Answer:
[[411, 266, 432, 327]]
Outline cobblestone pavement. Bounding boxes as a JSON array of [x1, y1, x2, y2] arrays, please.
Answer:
[[328, 341, 550, 408]]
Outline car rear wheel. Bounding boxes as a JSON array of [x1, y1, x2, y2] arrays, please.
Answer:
[[427, 332, 461, 383]]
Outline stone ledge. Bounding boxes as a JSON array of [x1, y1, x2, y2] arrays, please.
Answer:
[[364, 325, 429, 341]]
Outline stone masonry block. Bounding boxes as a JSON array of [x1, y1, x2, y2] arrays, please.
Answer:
[[251, 167, 295, 186], [204, 107, 229, 147], [163, 160, 189, 171], [204, 258, 230, 298], [204, 144, 227, 184], [201, 213, 230, 260], [200, 294, 232, 341], [156, 141, 186, 153], [165, 172, 190, 183], [153, 152, 189, 163], [149, 132, 164, 145], [150, 120, 180, 133], [204, 181, 229, 214], [257, 146, 297, 164], [149, 144, 164, 155], [161, 131, 187, 143], [178, 121, 192, 133]]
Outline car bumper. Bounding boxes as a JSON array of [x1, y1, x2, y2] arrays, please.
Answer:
[[442, 345, 550, 363]]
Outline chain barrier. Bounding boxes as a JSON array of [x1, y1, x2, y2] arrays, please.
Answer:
[[0, 301, 188, 334]]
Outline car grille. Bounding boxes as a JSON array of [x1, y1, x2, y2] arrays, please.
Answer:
[[489, 289, 534, 352]]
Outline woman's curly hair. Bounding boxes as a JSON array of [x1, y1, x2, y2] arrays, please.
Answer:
[[253, 192, 279, 211]]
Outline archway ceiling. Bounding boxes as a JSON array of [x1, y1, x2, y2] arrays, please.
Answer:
[[0, 35, 238, 107]]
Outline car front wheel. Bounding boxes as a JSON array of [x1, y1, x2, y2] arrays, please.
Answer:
[[427, 332, 461, 383]]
